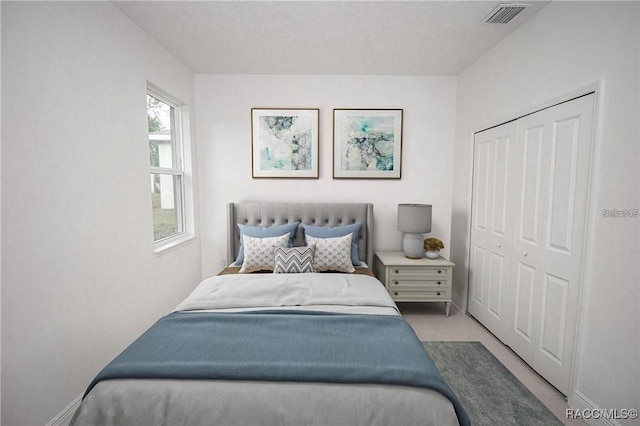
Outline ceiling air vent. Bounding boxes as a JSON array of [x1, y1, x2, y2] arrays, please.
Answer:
[[482, 3, 530, 24]]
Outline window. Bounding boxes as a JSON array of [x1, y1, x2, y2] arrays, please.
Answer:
[[147, 86, 189, 248]]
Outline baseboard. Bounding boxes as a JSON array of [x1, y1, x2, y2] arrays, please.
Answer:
[[570, 390, 621, 426], [46, 394, 82, 426]]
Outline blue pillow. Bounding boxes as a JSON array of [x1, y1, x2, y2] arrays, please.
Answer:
[[302, 222, 363, 266], [233, 222, 300, 266]]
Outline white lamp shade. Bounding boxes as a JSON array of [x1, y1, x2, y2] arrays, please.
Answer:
[[397, 204, 432, 233]]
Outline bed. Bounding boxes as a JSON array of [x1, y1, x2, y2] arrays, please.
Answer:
[[72, 202, 469, 426]]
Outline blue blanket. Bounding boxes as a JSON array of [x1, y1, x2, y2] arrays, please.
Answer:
[[87, 311, 469, 426]]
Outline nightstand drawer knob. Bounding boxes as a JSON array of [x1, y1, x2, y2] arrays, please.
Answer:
[[394, 281, 399, 285], [394, 270, 399, 274], [394, 292, 398, 296], [437, 292, 441, 296], [438, 270, 442, 274], [438, 281, 441, 285]]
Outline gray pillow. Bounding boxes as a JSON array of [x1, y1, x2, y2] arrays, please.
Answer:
[[273, 245, 316, 274]]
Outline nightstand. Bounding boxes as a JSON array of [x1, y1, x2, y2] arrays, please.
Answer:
[[374, 251, 455, 316]]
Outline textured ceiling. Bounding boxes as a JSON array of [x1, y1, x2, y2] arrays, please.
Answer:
[[114, 1, 549, 75]]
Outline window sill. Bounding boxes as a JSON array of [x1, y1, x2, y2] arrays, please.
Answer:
[[154, 233, 197, 255]]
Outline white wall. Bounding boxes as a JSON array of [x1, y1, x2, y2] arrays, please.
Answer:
[[1, 3, 201, 425], [451, 1, 639, 422], [196, 75, 457, 278]]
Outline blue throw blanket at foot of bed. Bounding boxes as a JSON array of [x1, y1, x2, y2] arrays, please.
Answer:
[[86, 311, 470, 426]]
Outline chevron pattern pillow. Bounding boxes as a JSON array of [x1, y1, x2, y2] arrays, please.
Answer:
[[306, 234, 355, 273], [273, 245, 316, 274], [239, 233, 290, 273]]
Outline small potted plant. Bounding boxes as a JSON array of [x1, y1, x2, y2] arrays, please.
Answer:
[[423, 238, 444, 259]]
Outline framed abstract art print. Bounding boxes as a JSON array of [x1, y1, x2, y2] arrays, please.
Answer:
[[251, 108, 319, 178], [333, 109, 403, 179]]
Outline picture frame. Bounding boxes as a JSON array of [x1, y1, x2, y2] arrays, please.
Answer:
[[251, 108, 319, 178], [333, 109, 403, 179]]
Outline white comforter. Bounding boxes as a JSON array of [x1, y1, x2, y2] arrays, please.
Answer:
[[72, 273, 459, 426], [174, 272, 400, 315]]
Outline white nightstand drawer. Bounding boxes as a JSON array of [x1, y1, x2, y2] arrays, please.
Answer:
[[389, 267, 450, 278], [388, 279, 448, 289], [389, 289, 449, 301]]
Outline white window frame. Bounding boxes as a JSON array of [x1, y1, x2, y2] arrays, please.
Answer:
[[147, 83, 194, 253]]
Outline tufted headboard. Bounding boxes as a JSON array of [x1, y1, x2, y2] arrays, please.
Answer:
[[227, 202, 374, 267]]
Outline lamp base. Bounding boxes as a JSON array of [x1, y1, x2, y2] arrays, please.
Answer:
[[402, 233, 424, 259]]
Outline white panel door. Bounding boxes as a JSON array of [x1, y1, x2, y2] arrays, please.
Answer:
[[507, 94, 594, 395], [468, 122, 517, 342]]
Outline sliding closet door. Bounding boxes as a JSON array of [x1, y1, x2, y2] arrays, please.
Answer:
[[507, 94, 594, 395], [468, 122, 517, 342]]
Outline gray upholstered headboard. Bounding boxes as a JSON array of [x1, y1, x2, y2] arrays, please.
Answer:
[[227, 202, 374, 267]]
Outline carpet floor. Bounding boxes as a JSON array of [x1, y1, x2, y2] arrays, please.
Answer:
[[423, 341, 563, 426]]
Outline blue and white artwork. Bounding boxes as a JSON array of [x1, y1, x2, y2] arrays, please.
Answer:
[[342, 116, 395, 171], [252, 109, 319, 178], [259, 115, 312, 170], [333, 109, 402, 179]]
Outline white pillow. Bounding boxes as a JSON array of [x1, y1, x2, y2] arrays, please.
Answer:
[[306, 234, 355, 273], [239, 233, 290, 273]]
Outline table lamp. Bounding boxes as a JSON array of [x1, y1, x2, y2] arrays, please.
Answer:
[[397, 204, 432, 259]]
